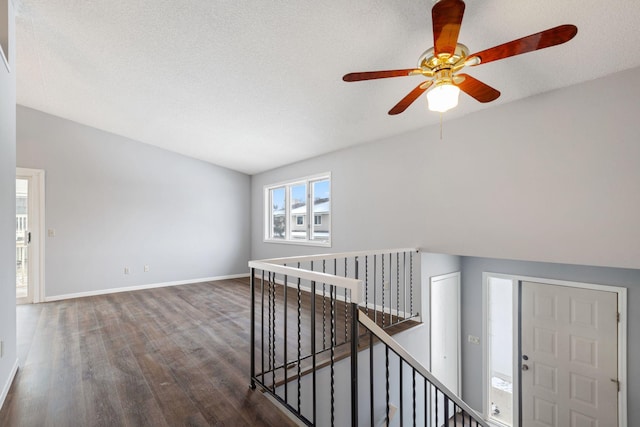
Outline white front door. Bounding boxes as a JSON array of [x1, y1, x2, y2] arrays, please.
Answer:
[[521, 281, 618, 427]]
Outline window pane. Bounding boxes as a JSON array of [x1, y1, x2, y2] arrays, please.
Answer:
[[271, 187, 286, 239], [290, 183, 307, 240], [489, 277, 513, 426], [16, 179, 28, 299], [311, 179, 330, 242]]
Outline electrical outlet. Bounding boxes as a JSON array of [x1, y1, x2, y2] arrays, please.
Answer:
[[48, 228, 56, 237], [144, 265, 150, 272], [468, 335, 480, 345], [124, 267, 130, 275]]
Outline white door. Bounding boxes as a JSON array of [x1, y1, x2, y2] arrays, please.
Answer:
[[430, 272, 460, 395], [16, 168, 44, 304], [15, 177, 31, 304], [521, 281, 618, 427]]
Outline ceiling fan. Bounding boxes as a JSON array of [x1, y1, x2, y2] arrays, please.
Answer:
[[343, 0, 578, 114]]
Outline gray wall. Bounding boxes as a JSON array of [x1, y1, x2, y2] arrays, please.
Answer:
[[460, 256, 640, 420], [17, 106, 251, 299], [251, 66, 640, 271], [250, 66, 640, 420], [0, 0, 16, 405]]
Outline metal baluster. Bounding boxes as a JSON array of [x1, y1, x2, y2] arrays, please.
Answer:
[[350, 301, 359, 427], [330, 284, 336, 426], [400, 359, 404, 427], [268, 272, 272, 383], [311, 280, 317, 425], [283, 272, 288, 404], [412, 368, 416, 427], [297, 268, 302, 413], [410, 251, 414, 316], [269, 272, 274, 391], [365, 255, 369, 315], [381, 254, 385, 328], [435, 389, 439, 427], [385, 346, 390, 425], [323, 260, 326, 350], [369, 331, 374, 427], [454, 403, 458, 427], [389, 253, 392, 324], [250, 268, 256, 389], [424, 379, 428, 427], [403, 252, 407, 322], [373, 255, 377, 325], [444, 395, 450, 427], [396, 252, 400, 324], [271, 272, 276, 392], [344, 258, 348, 343], [261, 270, 265, 385]]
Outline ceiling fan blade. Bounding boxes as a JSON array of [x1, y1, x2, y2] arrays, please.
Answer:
[[388, 81, 433, 115], [455, 74, 500, 103], [467, 24, 578, 66], [432, 0, 466, 56], [343, 69, 421, 82]]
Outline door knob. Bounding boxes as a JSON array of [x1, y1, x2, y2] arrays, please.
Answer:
[[522, 364, 529, 371]]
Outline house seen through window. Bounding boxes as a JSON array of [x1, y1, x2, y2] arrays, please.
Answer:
[[265, 174, 330, 246]]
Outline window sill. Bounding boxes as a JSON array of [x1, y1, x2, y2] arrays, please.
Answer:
[[263, 239, 331, 248]]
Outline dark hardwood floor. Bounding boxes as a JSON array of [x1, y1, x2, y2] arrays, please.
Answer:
[[0, 279, 298, 427]]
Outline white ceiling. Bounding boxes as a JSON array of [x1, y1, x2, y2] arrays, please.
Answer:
[[15, 0, 640, 175]]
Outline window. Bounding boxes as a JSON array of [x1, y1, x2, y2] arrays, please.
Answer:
[[264, 173, 331, 246], [486, 276, 515, 427]]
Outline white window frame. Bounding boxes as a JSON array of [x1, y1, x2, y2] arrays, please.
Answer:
[[263, 172, 331, 247]]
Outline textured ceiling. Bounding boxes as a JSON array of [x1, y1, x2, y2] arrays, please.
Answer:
[[15, 0, 640, 174]]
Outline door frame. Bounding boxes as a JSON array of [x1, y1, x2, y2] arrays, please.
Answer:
[[430, 271, 462, 396], [16, 167, 45, 303], [482, 272, 627, 427]]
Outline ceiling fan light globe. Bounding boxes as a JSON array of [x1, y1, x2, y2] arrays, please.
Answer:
[[427, 84, 460, 112]]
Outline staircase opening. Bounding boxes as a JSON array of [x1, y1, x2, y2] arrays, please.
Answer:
[[249, 249, 489, 427]]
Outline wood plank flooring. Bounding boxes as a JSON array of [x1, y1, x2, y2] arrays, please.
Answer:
[[0, 279, 298, 427]]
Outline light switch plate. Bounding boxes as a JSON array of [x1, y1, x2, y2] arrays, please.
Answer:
[[468, 335, 480, 345]]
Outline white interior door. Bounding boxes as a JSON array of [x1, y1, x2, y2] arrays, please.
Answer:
[[430, 272, 460, 395], [521, 281, 618, 427]]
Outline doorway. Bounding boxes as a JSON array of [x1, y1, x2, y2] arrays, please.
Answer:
[[483, 273, 627, 427], [15, 168, 44, 304]]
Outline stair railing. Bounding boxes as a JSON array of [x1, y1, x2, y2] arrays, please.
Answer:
[[249, 248, 488, 427], [358, 311, 489, 427], [249, 257, 362, 426]]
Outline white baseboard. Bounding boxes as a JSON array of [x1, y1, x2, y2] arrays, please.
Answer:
[[43, 273, 250, 302], [0, 358, 19, 411]]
